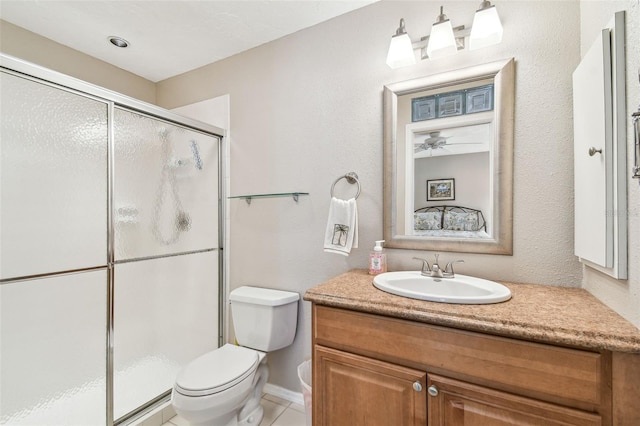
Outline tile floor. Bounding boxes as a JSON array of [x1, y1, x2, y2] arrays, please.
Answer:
[[159, 393, 308, 426]]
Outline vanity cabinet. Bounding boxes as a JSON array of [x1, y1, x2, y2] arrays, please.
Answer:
[[312, 304, 640, 426], [315, 346, 426, 425]]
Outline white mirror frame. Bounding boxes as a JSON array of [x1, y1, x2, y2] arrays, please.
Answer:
[[383, 58, 515, 255]]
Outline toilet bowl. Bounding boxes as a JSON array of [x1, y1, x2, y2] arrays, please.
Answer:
[[172, 344, 267, 426], [171, 286, 299, 426]]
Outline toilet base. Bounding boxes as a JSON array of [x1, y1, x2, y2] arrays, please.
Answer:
[[237, 363, 268, 426], [173, 382, 265, 426], [238, 404, 264, 426], [172, 351, 268, 426]]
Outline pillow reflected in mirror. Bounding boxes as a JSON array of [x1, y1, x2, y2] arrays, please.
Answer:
[[414, 212, 442, 230], [444, 210, 479, 231]]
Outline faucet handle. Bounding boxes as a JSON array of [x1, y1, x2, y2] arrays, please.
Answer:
[[444, 260, 465, 277], [430, 254, 443, 274], [412, 257, 431, 276]]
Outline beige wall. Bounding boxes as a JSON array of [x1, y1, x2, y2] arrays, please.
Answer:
[[579, 1, 640, 327], [157, 1, 587, 391], [0, 20, 156, 104]]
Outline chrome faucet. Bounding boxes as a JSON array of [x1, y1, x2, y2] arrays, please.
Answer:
[[443, 259, 465, 278], [413, 254, 464, 278], [412, 254, 444, 278], [412, 256, 431, 276]]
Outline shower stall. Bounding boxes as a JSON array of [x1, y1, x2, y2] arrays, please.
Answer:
[[0, 55, 224, 425]]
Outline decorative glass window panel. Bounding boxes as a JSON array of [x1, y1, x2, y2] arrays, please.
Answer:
[[466, 85, 494, 114], [412, 96, 437, 122], [438, 92, 464, 117]]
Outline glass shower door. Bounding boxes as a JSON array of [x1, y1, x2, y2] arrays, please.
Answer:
[[0, 71, 108, 425], [112, 108, 220, 420]]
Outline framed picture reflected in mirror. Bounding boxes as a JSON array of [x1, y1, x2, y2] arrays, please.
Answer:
[[427, 178, 455, 201]]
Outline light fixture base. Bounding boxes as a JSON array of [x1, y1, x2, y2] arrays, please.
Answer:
[[416, 25, 469, 60]]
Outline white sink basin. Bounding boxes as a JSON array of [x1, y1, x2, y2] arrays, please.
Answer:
[[373, 271, 511, 304]]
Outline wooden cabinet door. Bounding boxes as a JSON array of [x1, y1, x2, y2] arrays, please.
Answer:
[[314, 345, 426, 426], [427, 374, 601, 426]]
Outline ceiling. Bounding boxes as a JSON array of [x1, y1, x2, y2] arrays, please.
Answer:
[[0, 0, 376, 82]]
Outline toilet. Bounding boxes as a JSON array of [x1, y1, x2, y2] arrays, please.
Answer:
[[171, 286, 300, 426]]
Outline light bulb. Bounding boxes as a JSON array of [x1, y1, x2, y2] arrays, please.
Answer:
[[386, 18, 416, 69], [426, 7, 457, 59], [469, 2, 503, 50]]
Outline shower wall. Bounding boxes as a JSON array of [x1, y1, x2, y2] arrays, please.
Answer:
[[0, 60, 223, 425]]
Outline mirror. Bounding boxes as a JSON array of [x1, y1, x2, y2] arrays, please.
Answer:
[[383, 58, 515, 255]]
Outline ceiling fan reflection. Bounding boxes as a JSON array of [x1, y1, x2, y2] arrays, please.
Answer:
[[414, 131, 479, 156]]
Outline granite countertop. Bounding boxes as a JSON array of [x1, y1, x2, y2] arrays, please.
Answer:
[[303, 269, 640, 353]]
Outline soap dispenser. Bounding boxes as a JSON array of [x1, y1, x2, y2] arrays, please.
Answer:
[[369, 240, 387, 275]]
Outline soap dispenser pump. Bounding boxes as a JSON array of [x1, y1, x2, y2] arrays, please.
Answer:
[[369, 240, 387, 275]]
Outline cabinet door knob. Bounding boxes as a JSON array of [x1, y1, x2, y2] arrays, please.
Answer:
[[589, 147, 603, 156], [413, 381, 423, 392], [427, 385, 439, 397]]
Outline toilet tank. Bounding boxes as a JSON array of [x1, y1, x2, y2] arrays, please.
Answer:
[[230, 286, 299, 352]]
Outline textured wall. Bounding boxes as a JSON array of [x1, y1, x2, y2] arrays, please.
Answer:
[[579, 0, 640, 328], [0, 20, 156, 104], [157, 1, 587, 392]]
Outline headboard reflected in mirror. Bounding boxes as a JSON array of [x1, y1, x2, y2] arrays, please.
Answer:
[[383, 58, 515, 254]]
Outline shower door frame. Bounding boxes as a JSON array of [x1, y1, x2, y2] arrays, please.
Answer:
[[0, 53, 226, 426]]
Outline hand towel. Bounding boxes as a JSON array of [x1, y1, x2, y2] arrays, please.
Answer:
[[324, 197, 358, 256]]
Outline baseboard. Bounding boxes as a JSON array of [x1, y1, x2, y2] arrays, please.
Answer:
[[263, 382, 304, 406]]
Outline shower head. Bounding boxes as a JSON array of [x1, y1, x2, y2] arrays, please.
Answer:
[[191, 140, 203, 170]]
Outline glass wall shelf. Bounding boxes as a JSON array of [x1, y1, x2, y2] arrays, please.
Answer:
[[228, 192, 309, 205]]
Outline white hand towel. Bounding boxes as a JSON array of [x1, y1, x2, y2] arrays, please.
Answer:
[[324, 197, 358, 256]]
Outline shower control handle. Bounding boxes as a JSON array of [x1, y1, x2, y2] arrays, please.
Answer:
[[589, 147, 602, 156]]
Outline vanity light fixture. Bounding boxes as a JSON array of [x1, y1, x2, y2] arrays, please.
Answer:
[[386, 1, 503, 68], [469, 1, 503, 50], [386, 19, 416, 69], [426, 6, 458, 59]]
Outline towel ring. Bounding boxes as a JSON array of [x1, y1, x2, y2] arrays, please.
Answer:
[[330, 172, 361, 199]]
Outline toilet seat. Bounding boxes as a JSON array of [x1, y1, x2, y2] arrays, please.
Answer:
[[174, 344, 259, 397]]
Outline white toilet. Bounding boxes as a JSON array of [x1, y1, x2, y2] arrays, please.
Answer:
[[171, 286, 299, 426]]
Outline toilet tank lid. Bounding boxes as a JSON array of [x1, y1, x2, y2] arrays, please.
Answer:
[[230, 286, 299, 306]]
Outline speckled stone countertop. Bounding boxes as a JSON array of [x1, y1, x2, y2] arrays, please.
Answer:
[[304, 269, 640, 353]]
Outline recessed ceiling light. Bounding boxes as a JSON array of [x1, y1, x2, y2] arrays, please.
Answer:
[[109, 36, 129, 48]]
